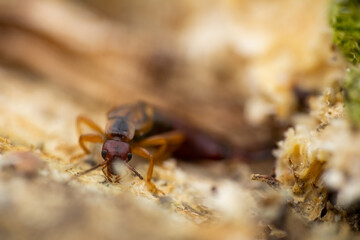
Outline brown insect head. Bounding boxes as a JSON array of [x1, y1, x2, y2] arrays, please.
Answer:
[[101, 139, 132, 162], [101, 139, 143, 180]]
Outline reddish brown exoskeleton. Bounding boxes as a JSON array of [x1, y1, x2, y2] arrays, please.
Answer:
[[74, 101, 237, 191]]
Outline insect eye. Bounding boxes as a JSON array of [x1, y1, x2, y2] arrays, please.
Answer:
[[101, 150, 108, 159], [127, 153, 132, 161]]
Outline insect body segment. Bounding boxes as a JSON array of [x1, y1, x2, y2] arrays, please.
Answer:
[[106, 102, 154, 139], [105, 118, 136, 141]]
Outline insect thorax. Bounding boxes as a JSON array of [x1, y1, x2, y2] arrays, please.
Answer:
[[105, 118, 135, 141]]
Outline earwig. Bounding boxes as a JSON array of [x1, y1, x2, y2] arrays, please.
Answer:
[[73, 101, 264, 191]]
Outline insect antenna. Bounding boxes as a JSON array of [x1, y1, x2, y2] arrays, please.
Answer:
[[124, 162, 143, 180], [76, 159, 111, 177]]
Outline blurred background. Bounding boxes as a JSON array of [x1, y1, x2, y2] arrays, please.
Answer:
[[0, 1, 349, 239], [0, 0, 345, 152]]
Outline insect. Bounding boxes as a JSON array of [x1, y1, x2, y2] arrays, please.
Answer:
[[74, 101, 256, 191]]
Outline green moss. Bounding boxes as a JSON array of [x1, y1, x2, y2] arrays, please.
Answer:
[[330, 0, 360, 65], [330, 0, 360, 125], [344, 67, 360, 125]]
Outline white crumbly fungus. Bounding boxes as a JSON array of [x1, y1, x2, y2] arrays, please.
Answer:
[[274, 83, 360, 226]]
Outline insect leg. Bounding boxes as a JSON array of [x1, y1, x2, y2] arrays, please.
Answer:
[[137, 130, 185, 162], [132, 133, 184, 195], [101, 165, 120, 183], [76, 116, 104, 135], [131, 146, 166, 194], [71, 134, 104, 162], [101, 166, 110, 182], [131, 146, 154, 183]]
